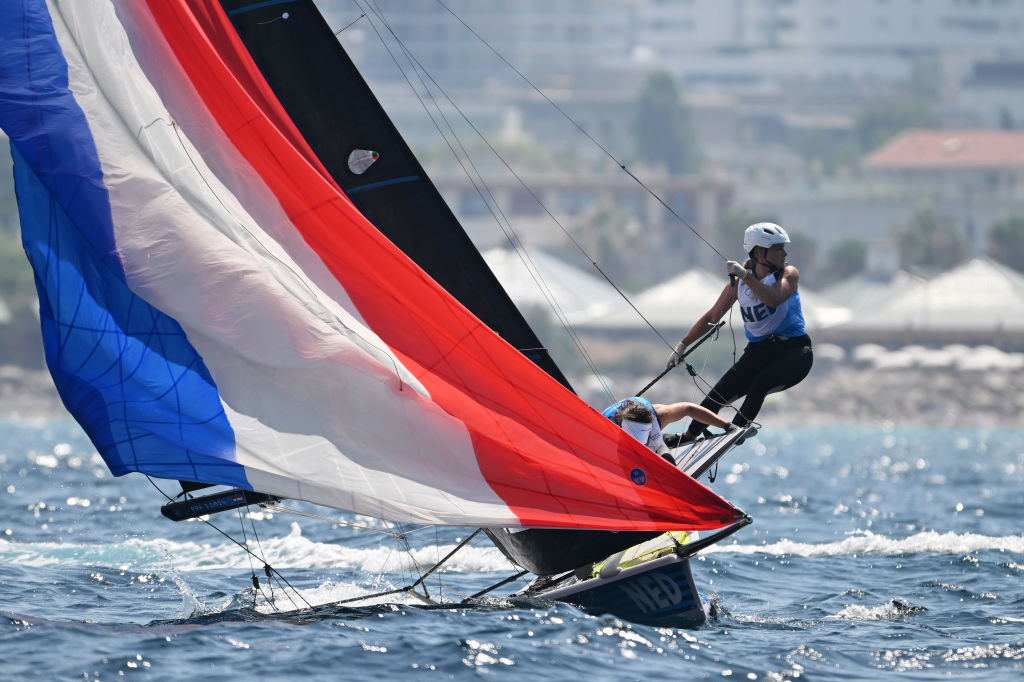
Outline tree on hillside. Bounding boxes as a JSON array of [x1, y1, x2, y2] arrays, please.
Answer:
[[783, 228, 818, 282], [790, 127, 862, 176], [823, 237, 868, 282], [907, 57, 944, 101], [714, 206, 762, 257], [895, 209, 967, 271], [567, 201, 642, 290], [855, 97, 940, 152], [988, 216, 1024, 272], [999, 107, 1016, 131], [631, 72, 702, 176]]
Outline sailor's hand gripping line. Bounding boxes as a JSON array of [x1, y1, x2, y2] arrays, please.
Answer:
[[635, 320, 725, 398]]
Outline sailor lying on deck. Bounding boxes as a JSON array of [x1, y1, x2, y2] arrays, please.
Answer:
[[602, 397, 733, 462], [580, 397, 735, 582]]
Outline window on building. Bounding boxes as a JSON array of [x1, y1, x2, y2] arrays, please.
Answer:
[[510, 188, 544, 216], [562, 190, 595, 216], [459, 192, 491, 218]]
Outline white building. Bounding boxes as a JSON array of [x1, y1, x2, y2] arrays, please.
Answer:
[[329, 0, 633, 89], [331, 1, 1024, 90], [636, 0, 1024, 58]]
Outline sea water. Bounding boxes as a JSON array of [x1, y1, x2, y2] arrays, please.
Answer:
[[1, 418, 1022, 680]]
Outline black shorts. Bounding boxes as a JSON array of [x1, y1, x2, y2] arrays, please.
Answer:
[[691, 334, 813, 430]]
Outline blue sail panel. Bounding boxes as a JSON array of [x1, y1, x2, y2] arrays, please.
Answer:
[[2, 2, 240, 488]]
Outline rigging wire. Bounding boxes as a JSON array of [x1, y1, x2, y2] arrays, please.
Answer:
[[334, 12, 366, 35], [362, 0, 674, 349], [145, 477, 313, 610], [353, 0, 615, 399], [147, 478, 464, 611], [243, 507, 280, 609], [349, 0, 738, 407], [432, 0, 731, 264], [235, 507, 265, 609], [413, 2, 748, 403]]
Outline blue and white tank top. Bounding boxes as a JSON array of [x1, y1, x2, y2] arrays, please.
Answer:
[[601, 396, 665, 452], [737, 271, 807, 342]]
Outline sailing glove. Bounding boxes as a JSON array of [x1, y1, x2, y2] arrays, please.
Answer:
[[726, 260, 750, 279], [666, 340, 687, 369]]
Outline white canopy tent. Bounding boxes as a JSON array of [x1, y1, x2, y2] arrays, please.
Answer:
[[823, 259, 1024, 345], [568, 268, 725, 333], [818, 270, 925, 319], [482, 247, 622, 321], [572, 266, 850, 336]]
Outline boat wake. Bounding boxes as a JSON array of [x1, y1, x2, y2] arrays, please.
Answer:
[[4, 527, 1021, 577]]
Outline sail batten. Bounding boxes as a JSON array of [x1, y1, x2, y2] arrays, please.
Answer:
[[0, 0, 743, 532]]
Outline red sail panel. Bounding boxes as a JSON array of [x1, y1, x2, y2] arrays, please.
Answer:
[[139, 0, 743, 530]]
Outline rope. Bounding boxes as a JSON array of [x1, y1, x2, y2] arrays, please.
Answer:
[[433, 0, 730, 263], [354, 0, 742, 441], [353, 0, 616, 398], [145, 478, 313, 610]]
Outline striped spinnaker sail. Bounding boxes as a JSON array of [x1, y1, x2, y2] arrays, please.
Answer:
[[0, 0, 743, 531]]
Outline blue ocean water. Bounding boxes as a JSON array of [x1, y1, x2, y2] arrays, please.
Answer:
[[2, 418, 1023, 680]]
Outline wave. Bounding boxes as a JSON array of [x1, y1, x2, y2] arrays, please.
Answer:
[[5, 525, 1020, 578], [829, 597, 926, 621], [0, 522, 511, 573], [874, 642, 1024, 671], [704, 529, 1024, 557]]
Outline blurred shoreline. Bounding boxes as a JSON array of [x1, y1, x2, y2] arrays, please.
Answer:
[[660, 362, 1024, 429], [2, 363, 1020, 428], [759, 364, 1024, 428]]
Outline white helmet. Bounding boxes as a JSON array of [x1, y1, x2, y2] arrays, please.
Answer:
[[743, 222, 790, 254]]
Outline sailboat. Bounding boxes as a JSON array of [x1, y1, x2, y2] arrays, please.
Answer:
[[0, 0, 752, 626]]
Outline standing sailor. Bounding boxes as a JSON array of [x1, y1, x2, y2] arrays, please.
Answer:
[[666, 222, 813, 440]]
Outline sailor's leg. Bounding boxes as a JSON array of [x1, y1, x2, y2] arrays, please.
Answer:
[[683, 355, 757, 438], [732, 341, 813, 426]]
